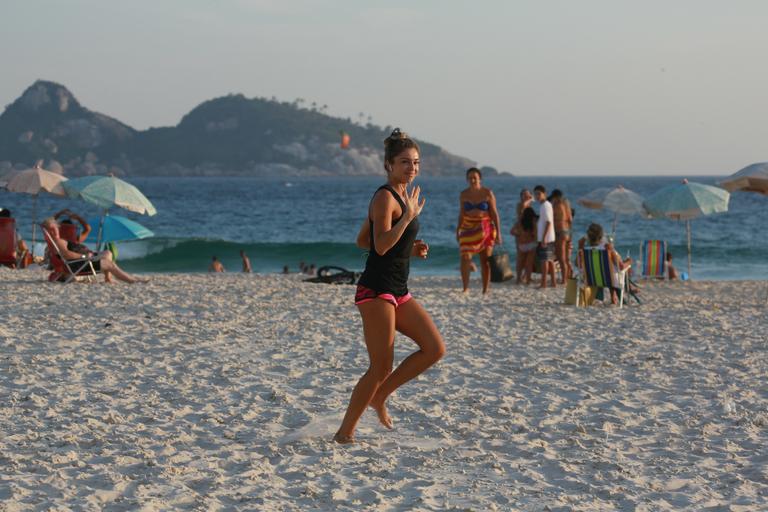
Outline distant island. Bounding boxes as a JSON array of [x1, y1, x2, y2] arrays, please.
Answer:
[[0, 80, 502, 178]]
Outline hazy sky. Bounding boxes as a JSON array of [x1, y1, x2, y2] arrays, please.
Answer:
[[2, 1, 766, 175]]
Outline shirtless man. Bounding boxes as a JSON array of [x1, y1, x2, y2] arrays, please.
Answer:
[[209, 256, 225, 273]]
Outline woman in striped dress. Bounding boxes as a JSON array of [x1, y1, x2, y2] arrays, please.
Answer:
[[456, 168, 502, 294]]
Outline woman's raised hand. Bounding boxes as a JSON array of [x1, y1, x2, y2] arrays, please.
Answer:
[[404, 185, 426, 219]]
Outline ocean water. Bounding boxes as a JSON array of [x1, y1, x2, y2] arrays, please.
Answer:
[[2, 175, 765, 280]]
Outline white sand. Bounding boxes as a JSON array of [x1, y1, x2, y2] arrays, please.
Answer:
[[0, 267, 766, 510]]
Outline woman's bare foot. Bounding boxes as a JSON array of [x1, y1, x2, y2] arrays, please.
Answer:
[[333, 431, 355, 444], [368, 400, 393, 429]]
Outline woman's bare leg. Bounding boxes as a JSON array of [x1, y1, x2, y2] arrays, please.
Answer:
[[522, 251, 533, 284], [515, 247, 523, 284], [368, 299, 445, 425], [460, 253, 472, 292], [479, 248, 492, 294], [555, 238, 567, 284], [335, 300, 396, 443]]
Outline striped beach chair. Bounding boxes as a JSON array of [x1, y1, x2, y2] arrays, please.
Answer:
[[639, 240, 666, 279], [577, 247, 630, 308]]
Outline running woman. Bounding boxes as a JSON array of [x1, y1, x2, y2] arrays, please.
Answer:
[[334, 129, 446, 444]]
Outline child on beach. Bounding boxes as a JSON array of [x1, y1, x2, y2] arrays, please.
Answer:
[[667, 252, 678, 280], [335, 128, 445, 444]]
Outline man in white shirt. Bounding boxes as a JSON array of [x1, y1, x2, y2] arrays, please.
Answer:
[[534, 185, 557, 288]]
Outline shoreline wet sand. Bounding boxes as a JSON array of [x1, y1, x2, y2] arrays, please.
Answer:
[[1, 269, 766, 510]]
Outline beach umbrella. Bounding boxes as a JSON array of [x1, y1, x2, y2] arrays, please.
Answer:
[[63, 175, 157, 247], [62, 175, 157, 215], [643, 179, 730, 278], [4, 163, 68, 249], [0, 169, 18, 188], [577, 185, 647, 238], [718, 162, 768, 195], [718, 163, 768, 303], [83, 214, 154, 244]]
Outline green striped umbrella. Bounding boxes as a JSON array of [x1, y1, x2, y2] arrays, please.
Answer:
[[643, 179, 730, 278]]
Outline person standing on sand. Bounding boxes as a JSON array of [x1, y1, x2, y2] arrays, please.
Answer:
[[550, 189, 573, 284], [534, 185, 557, 288], [510, 206, 538, 285], [335, 128, 446, 444], [456, 167, 502, 294], [240, 250, 252, 273], [516, 188, 533, 221], [209, 256, 225, 273]]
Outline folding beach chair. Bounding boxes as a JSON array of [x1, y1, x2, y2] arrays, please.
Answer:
[[42, 227, 100, 283], [0, 217, 17, 268], [577, 247, 631, 308], [639, 240, 666, 279]]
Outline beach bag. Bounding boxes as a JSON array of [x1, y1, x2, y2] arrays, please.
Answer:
[[564, 278, 578, 305], [489, 248, 514, 282]]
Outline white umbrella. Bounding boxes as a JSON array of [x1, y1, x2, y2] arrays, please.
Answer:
[[0, 169, 18, 188], [719, 163, 768, 302], [5, 163, 68, 249], [719, 162, 768, 195], [577, 185, 647, 239]]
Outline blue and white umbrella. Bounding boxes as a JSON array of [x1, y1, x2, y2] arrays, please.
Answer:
[[643, 179, 730, 278], [83, 214, 154, 244], [63, 175, 156, 215], [63, 175, 156, 247]]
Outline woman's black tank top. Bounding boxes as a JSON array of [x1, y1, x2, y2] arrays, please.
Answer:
[[357, 185, 419, 296]]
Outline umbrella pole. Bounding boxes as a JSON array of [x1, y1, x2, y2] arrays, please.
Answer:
[[97, 210, 107, 251], [611, 213, 618, 240], [31, 194, 38, 257], [686, 220, 692, 278]]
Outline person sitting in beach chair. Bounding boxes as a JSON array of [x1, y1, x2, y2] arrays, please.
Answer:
[[41, 217, 145, 284], [54, 209, 91, 245], [638, 239, 667, 279], [576, 223, 632, 307]]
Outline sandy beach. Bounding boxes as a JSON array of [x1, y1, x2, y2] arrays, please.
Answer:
[[0, 268, 766, 510]]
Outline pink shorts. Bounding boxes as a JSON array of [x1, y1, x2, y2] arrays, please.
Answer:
[[354, 285, 412, 308]]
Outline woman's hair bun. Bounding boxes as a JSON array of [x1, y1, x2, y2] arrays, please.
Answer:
[[383, 127, 419, 169], [387, 128, 408, 141]]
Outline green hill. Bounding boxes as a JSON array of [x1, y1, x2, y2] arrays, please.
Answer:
[[0, 80, 485, 177]]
